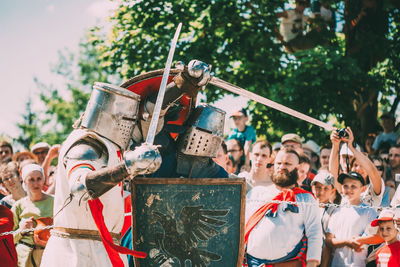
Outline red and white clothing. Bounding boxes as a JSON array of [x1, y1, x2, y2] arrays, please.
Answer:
[[375, 241, 400, 267], [245, 184, 322, 263], [41, 129, 127, 267]]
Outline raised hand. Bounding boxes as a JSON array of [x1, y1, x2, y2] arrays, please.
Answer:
[[187, 60, 211, 87]]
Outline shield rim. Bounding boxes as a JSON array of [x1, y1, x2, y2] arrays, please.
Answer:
[[130, 177, 246, 267]]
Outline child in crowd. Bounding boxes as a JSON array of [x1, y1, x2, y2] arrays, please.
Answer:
[[226, 108, 256, 172], [372, 209, 400, 266], [298, 154, 312, 192], [311, 171, 336, 267], [325, 172, 378, 267]]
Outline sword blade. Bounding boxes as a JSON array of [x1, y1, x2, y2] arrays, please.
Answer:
[[145, 23, 182, 144], [209, 77, 334, 131]]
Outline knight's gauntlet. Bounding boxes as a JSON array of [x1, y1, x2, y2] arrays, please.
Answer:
[[71, 143, 162, 199], [174, 60, 211, 98], [123, 143, 162, 176]]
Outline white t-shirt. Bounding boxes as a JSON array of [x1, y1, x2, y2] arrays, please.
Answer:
[[279, 9, 308, 42], [360, 178, 385, 207], [391, 185, 400, 208], [327, 204, 378, 267]]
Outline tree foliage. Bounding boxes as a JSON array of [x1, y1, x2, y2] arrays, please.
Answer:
[[15, 98, 41, 149], [84, 0, 399, 145], [18, 0, 400, 147]]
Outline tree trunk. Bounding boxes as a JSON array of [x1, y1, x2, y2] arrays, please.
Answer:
[[344, 0, 388, 142]]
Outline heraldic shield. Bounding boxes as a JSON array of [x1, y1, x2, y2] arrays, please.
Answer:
[[130, 178, 246, 267]]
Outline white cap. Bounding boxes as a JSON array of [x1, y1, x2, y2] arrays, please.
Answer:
[[339, 143, 361, 157], [303, 140, 320, 155], [31, 142, 50, 152], [311, 171, 334, 187], [272, 142, 281, 151], [21, 164, 44, 191]]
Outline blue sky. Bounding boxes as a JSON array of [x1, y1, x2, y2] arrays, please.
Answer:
[[0, 0, 248, 142], [0, 0, 120, 138]]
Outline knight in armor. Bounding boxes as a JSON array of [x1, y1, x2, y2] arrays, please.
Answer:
[[122, 104, 229, 267], [125, 60, 227, 179], [151, 103, 229, 179], [41, 60, 212, 267]]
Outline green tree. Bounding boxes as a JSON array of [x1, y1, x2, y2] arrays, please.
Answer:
[[87, 0, 400, 146], [15, 97, 41, 149], [19, 0, 400, 148]]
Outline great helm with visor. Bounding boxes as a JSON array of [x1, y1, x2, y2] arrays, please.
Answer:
[[177, 104, 225, 158], [81, 82, 141, 150]]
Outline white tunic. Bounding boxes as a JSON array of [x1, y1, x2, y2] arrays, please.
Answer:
[[41, 129, 128, 267], [246, 185, 322, 262]]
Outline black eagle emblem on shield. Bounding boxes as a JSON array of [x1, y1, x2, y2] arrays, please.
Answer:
[[151, 205, 230, 266]]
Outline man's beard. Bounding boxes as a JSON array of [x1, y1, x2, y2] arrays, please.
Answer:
[[272, 168, 298, 188]]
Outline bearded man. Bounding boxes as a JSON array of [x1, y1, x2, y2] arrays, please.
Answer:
[[245, 148, 322, 267]]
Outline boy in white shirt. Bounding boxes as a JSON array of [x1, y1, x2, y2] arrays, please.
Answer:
[[325, 172, 378, 267]]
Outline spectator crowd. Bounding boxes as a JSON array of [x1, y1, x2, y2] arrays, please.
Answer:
[[222, 109, 400, 267], [0, 106, 400, 267], [0, 141, 59, 266]]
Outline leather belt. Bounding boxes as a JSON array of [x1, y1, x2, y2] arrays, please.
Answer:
[[18, 240, 45, 250], [51, 227, 121, 243]]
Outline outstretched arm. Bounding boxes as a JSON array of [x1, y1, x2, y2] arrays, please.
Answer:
[[42, 144, 60, 186], [329, 128, 342, 193], [69, 143, 161, 199], [344, 127, 382, 195]]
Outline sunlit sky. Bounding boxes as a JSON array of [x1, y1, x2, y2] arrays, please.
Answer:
[[0, 0, 248, 142], [0, 0, 117, 138]]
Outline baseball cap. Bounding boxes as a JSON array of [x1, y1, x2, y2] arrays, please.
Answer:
[[281, 133, 302, 145], [311, 171, 335, 187], [31, 142, 50, 153], [303, 140, 320, 155], [371, 209, 395, 227], [338, 171, 366, 186], [380, 113, 395, 121], [231, 108, 247, 117], [272, 142, 281, 151]]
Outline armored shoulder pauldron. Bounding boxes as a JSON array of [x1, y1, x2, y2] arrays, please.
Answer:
[[64, 137, 109, 167]]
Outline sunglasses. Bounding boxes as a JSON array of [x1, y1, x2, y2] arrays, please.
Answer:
[[33, 150, 49, 155], [267, 163, 274, 168], [375, 166, 384, 171]]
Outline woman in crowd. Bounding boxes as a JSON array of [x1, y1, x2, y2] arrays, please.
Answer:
[[12, 151, 38, 164], [0, 161, 26, 209], [370, 155, 394, 206], [363, 133, 376, 156], [11, 164, 54, 267]]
